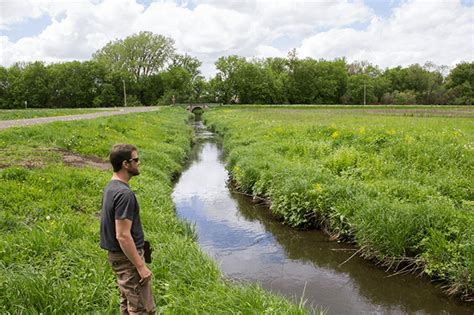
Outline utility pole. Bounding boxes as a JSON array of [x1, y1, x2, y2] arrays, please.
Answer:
[[363, 81, 366, 105], [122, 79, 127, 107]]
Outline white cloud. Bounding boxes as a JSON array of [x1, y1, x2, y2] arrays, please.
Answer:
[[0, 0, 472, 78], [1, 0, 145, 64], [1, 1, 45, 29], [0, 0, 96, 30], [255, 44, 285, 59], [193, 0, 373, 37], [298, 0, 474, 68], [137, 3, 264, 54]]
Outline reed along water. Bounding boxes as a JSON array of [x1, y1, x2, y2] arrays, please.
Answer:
[[172, 120, 472, 314]]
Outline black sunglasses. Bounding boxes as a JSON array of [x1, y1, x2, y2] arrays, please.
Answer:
[[127, 157, 139, 163]]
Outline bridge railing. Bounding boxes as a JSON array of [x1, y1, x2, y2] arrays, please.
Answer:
[[182, 103, 223, 111]]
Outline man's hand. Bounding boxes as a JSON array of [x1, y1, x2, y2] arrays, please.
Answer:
[[137, 264, 152, 285]]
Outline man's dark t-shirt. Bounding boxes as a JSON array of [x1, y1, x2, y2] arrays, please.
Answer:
[[100, 180, 144, 252]]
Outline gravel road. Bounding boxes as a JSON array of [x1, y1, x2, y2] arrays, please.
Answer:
[[0, 107, 162, 130]]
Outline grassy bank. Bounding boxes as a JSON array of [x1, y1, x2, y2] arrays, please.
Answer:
[[0, 107, 306, 313], [0, 108, 108, 121], [204, 106, 473, 300]]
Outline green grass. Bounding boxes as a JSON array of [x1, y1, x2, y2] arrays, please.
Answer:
[[0, 108, 109, 121], [0, 107, 308, 314], [204, 105, 474, 299]]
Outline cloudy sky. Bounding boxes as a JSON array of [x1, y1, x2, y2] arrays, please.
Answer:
[[1, 0, 473, 77]]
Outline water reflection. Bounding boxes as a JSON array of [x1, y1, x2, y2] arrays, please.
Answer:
[[172, 121, 472, 314]]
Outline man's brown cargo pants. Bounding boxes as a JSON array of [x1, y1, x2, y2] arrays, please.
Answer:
[[108, 249, 155, 315]]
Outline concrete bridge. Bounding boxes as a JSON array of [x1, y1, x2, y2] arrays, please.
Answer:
[[185, 103, 210, 113]]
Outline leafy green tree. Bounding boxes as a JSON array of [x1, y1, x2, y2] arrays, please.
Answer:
[[382, 63, 449, 104], [0, 66, 10, 108], [263, 58, 288, 104], [342, 74, 376, 104], [405, 64, 431, 103], [211, 56, 288, 104], [207, 76, 223, 103], [3, 64, 23, 108], [383, 66, 408, 92], [161, 67, 192, 103], [90, 69, 132, 107], [345, 60, 388, 104], [286, 58, 347, 104], [418, 62, 446, 104], [170, 54, 202, 81], [93, 83, 119, 107], [2, 62, 51, 108], [22, 62, 51, 107], [192, 76, 208, 102], [318, 59, 348, 104], [446, 62, 474, 105], [213, 55, 246, 103], [372, 76, 391, 103], [286, 58, 320, 104], [170, 54, 206, 102], [93, 31, 175, 82], [265, 57, 288, 75], [392, 90, 417, 105], [139, 74, 164, 105], [233, 61, 267, 103], [48, 61, 107, 108]]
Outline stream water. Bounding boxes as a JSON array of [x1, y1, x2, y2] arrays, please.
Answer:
[[171, 120, 472, 314]]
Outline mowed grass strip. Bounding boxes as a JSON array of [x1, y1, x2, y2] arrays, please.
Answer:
[[204, 106, 474, 299], [0, 108, 108, 121], [0, 107, 307, 314]]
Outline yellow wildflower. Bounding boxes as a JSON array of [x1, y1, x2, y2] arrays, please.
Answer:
[[314, 183, 323, 193]]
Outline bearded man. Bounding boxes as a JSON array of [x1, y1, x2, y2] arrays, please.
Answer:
[[100, 144, 155, 314]]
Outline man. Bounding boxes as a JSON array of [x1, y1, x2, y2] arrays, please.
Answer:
[[100, 144, 155, 314]]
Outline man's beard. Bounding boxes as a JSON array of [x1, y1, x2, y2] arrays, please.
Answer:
[[128, 168, 140, 176]]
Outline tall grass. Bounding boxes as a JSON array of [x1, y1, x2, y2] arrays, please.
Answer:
[[204, 106, 474, 299], [0, 108, 105, 121], [0, 107, 307, 314]]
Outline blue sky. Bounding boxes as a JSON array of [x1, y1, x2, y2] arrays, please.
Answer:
[[1, 15, 51, 42], [1, 0, 473, 77]]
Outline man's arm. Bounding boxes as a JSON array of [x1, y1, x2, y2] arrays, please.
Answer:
[[115, 218, 152, 281]]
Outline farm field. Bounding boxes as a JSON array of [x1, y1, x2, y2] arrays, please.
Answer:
[[0, 108, 108, 121], [204, 105, 474, 299], [0, 107, 306, 313]]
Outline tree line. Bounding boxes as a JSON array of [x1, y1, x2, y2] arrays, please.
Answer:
[[0, 32, 205, 109], [0, 31, 472, 108], [210, 52, 473, 105]]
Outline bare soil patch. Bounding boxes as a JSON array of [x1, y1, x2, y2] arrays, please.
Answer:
[[273, 106, 474, 118], [0, 148, 110, 170], [22, 160, 45, 169], [359, 107, 474, 117], [52, 148, 110, 170]]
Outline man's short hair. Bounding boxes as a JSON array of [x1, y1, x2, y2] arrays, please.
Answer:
[[109, 144, 137, 172]]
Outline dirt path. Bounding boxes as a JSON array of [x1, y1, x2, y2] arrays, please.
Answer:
[[0, 106, 161, 130], [271, 106, 474, 118]]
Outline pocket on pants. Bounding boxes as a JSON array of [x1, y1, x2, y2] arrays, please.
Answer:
[[133, 277, 155, 313]]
